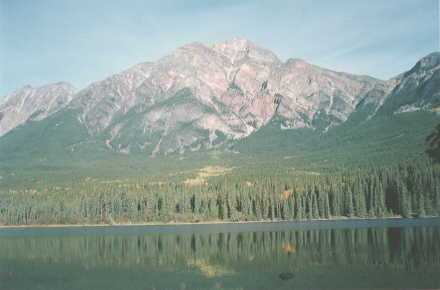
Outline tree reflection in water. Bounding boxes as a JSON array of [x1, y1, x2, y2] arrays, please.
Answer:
[[0, 226, 440, 290]]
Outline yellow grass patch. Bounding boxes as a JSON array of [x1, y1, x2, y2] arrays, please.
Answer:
[[245, 181, 254, 187], [184, 177, 207, 186], [281, 190, 293, 200], [198, 166, 233, 178], [148, 181, 166, 186], [187, 259, 235, 278], [282, 243, 296, 254], [184, 166, 233, 186]]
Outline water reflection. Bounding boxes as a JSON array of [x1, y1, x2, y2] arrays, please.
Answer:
[[0, 226, 440, 290]]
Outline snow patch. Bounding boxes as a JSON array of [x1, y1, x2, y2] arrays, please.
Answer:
[[394, 104, 421, 114], [394, 103, 433, 114]]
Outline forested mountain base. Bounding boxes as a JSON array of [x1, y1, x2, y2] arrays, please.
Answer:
[[0, 161, 439, 226]]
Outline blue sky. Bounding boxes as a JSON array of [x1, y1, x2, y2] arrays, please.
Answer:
[[0, 0, 438, 96]]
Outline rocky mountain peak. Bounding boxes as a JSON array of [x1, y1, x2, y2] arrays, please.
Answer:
[[416, 52, 440, 70], [212, 37, 280, 65], [170, 42, 211, 58], [404, 52, 440, 77], [0, 82, 76, 136], [376, 51, 440, 115], [285, 58, 309, 67], [2, 82, 75, 106], [60, 38, 390, 154], [2, 39, 436, 157]]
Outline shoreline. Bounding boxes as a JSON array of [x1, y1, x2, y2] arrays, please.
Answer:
[[1, 216, 439, 230]]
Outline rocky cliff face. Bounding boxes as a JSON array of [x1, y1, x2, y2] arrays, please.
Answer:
[[381, 52, 440, 114], [354, 52, 440, 118], [0, 82, 75, 136], [66, 38, 385, 154], [1, 39, 438, 156], [270, 59, 381, 130]]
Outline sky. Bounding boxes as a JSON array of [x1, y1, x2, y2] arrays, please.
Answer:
[[0, 0, 438, 97]]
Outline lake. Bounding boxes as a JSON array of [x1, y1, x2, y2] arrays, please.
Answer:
[[0, 218, 440, 290]]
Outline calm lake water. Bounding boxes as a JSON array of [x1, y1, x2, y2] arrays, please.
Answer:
[[0, 218, 440, 290]]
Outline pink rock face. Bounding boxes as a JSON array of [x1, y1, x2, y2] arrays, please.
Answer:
[[0, 82, 75, 136], [0, 38, 394, 154], [270, 59, 380, 126], [212, 38, 280, 65], [72, 62, 155, 134], [64, 38, 387, 153]]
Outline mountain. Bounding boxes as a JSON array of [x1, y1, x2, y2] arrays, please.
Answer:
[[0, 39, 439, 167], [353, 52, 440, 119], [235, 54, 440, 169], [379, 52, 440, 114], [63, 38, 384, 155], [0, 82, 76, 136]]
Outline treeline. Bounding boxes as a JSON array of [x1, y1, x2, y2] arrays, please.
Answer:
[[0, 161, 439, 225]]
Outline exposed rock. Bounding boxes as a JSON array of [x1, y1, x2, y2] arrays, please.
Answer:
[[376, 52, 440, 115], [1, 39, 438, 156], [69, 38, 384, 154], [278, 272, 295, 280], [0, 82, 75, 136]]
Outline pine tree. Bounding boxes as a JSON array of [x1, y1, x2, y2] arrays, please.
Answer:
[[397, 179, 411, 218]]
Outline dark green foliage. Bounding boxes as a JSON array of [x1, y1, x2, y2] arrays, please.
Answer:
[[236, 111, 440, 168], [426, 123, 440, 163], [0, 160, 438, 225], [0, 109, 91, 164]]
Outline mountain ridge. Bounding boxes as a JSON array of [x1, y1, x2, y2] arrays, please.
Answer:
[[0, 39, 439, 159], [0, 82, 76, 137]]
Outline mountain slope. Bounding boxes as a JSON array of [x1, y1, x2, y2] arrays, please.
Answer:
[[235, 51, 440, 165], [379, 52, 440, 114], [353, 52, 440, 120], [0, 82, 76, 137], [0, 109, 90, 166], [61, 38, 384, 154], [0, 40, 438, 169]]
